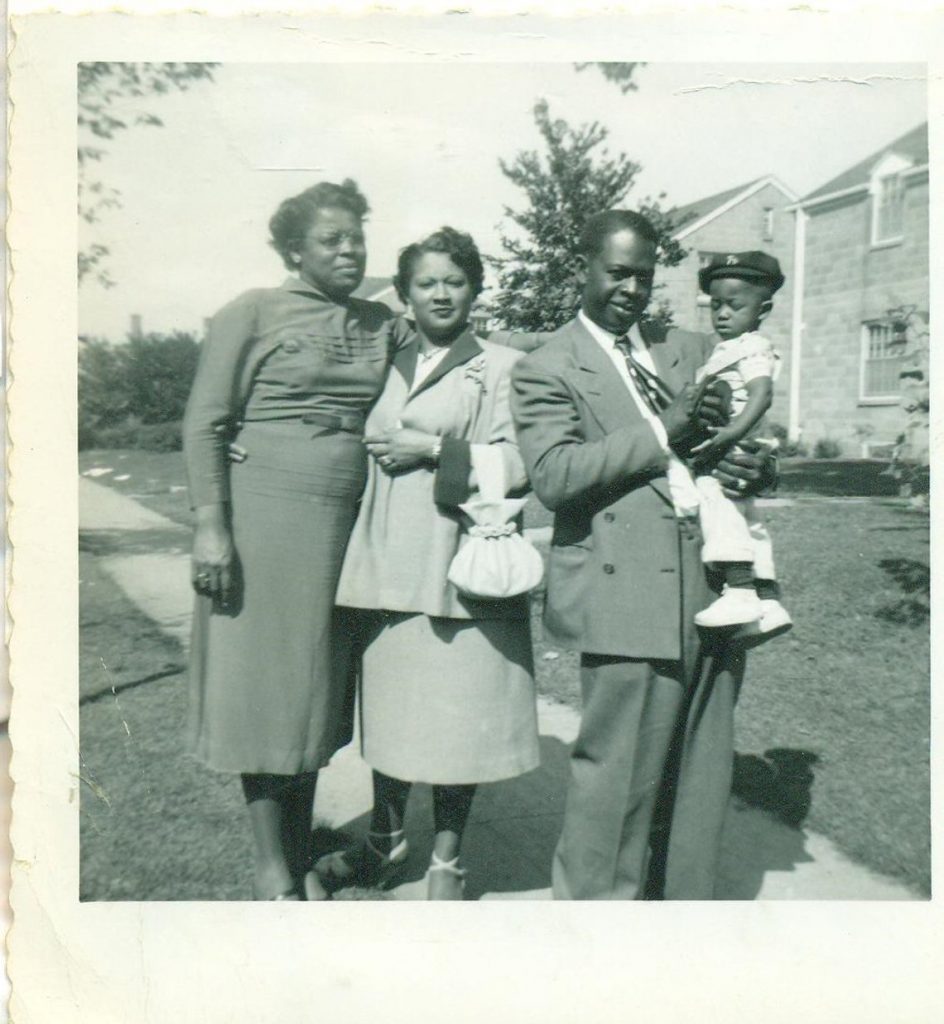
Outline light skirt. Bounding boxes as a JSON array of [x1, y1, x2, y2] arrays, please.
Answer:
[[357, 610, 540, 785], [187, 421, 365, 775]]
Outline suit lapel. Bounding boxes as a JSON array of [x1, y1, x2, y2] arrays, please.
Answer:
[[407, 329, 483, 401], [568, 319, 674, 507], [640, 320, 685, 395], [568, 321, 641, 435]]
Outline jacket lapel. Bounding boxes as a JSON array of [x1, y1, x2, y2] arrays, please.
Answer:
[[568, 319, 674, 506], [391, 338, 420, 392], [568, 321, 640, 435], [640, 320, 685, 395], [407, 329, 483, 401]]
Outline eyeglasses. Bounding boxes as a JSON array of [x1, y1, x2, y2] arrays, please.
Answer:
[[311, 231, 365, 250]]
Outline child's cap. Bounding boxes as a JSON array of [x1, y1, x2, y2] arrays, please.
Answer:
[[698, 251, 785, 294]]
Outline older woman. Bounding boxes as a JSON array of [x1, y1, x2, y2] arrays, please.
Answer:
[[317, 227, 540, 899], [183, 179, 403, 900]]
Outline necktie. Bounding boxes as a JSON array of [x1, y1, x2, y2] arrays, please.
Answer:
[[614, 336, 675, 415]]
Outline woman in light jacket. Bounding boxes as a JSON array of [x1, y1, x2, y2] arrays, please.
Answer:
[[318, 227, 540, 899]]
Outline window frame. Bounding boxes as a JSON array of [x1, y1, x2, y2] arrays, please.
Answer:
[[868, 153, 911, 249], [859, 320, 905, 405]]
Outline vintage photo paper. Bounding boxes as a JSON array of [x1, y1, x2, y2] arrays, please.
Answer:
[[7, 7, 944, 1022]]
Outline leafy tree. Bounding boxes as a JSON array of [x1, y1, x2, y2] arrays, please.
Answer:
[[122, 332, 201, 425], [78, 331, 201, 448], [574, 62, 644, 94], [78, 336, 132, 435], [490, 99, 687, 332], [78, 62, 217, 287]]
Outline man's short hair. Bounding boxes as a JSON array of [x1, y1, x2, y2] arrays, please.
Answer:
[[578, 210, 659, 258]]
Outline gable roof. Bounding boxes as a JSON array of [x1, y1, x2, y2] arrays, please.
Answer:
[[670, 176, 798, 241], [800, 122, 928, 205], [352, 276, 394, 301], [671, 178, 760, 229], [352, 276, 406, 312]]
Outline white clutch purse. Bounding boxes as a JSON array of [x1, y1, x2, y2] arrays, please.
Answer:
[[446, 444, 544, 600]]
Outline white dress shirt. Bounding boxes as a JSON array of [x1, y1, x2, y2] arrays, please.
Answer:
[[578, 311, 700, 516]]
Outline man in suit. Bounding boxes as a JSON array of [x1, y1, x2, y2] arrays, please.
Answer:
[[510, 209, 771, 899]]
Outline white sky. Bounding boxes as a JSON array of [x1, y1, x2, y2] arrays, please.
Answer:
[[78, 61, 927, 340]]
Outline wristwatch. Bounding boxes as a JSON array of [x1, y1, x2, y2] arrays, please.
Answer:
[[430, 437, 443, 464]]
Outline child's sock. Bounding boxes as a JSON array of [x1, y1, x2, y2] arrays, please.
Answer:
[[725, 562, 754, 589], [755, 579, 781, 601]]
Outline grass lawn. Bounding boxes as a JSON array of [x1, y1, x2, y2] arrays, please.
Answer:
[[80, 449, 194, 527], [79, 548, 256, 900], [80, 449, 931, 895]]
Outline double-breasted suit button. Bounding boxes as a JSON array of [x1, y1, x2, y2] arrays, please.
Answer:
[[602, 564, 615, 574], [603, 512, 615, 523]]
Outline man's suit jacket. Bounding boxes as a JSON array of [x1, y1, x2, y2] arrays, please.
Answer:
[[510, 317, 715, 661]]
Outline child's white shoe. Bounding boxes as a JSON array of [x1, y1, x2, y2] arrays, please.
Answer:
[[732, 600, 793, 648], [695, 586, 762, 628], [758, 599, 792, 635]]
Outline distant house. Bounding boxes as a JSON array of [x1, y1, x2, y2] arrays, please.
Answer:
[[787, 122, 929, 455], [353, 276, 405, 313], [660, 176, 799, 425]]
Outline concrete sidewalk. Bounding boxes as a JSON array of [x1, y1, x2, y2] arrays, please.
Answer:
[[79, 476, 919, 901]]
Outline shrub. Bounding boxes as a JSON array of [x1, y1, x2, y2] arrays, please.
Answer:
[[78, 331, 199, 449], [813, 437, 842, 459], [80, 418, 183, 452], [134, 421, 184, 452], [765, 421, 808, 458]]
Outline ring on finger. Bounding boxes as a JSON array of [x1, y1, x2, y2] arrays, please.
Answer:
[[196, 572, 211, 585]]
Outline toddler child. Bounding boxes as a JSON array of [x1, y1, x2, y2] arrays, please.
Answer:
[[689, 251, 792, 643]]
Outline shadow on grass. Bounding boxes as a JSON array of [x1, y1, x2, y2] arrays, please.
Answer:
[[732, 747, 819, 829], [875, 557, 930, 626], [777, 459, 901, 498]]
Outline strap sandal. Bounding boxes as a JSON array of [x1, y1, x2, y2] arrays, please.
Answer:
[[427, 852, 466, 901], [315, 829, 409, 891]]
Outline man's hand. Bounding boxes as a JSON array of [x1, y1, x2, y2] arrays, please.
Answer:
[[712, 438, 778, 498], [659, 382, 728, 451]]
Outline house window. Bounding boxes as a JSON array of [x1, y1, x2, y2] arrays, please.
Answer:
[[872, 173, 905, 245], [860, 321, 906, 401], [695, 251, 723, 307], [762, 207, 775, 242]]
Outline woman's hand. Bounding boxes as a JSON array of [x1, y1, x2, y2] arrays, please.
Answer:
[[192, 505, 236, 605], [711, 438, 778, 498], [364, 428, 438, 473]]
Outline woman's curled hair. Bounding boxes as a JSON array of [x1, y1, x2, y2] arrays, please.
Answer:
[[393, 226, 485, 303], [269, 179, 370, 270]]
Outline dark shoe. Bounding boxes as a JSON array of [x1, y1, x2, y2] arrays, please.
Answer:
[[315, 829, 409, 892]]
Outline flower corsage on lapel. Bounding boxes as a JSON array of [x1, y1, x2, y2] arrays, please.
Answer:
[[462, 355, 488, 395]]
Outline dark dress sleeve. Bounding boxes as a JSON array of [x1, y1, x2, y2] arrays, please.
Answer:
[[433, 438, 473, 508], [182, 290, 260, 508]]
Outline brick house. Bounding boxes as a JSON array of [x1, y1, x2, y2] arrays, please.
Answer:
[[661, 176, 799, 425], [786, 122, 929, 455]]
